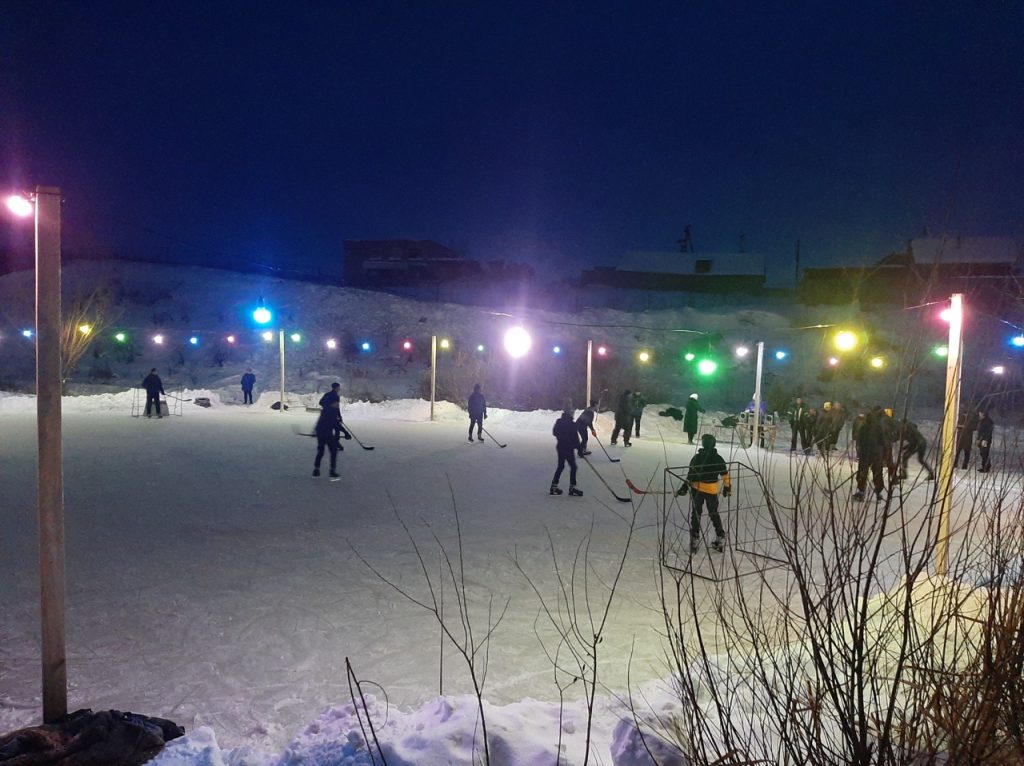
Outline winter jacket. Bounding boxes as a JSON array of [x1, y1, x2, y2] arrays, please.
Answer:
[[630, 394, 646, 418], [576, 406, 597, 434], [978, 415, 994, 447], [683, 398, 705, 433], [614, 392, 632, 427], [553, 413, 581, 451], [468, 391, 487, 418], [314, 408, 350, 442], [855, 412, 888, 462], [142, 373, 164, 396], [899, 420, 926, 452], [687, 447, 731, 495], [241, 372, 256, 391], [319, 389, 341, 409]]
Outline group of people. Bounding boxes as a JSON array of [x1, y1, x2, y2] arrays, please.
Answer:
[[786, 396, 997, 500]]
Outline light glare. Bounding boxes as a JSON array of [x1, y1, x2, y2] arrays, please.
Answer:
[[503, 326, 532, 358], [290, 333, 301, 343], [5, 194, 32, 217], [834, 331, 858, 352], [992, 365, 1006, 375], [326, 338, 337, 349], [735, 346, 749, 358], [261, 331, 273, 342], [153, 334, 164, 345]]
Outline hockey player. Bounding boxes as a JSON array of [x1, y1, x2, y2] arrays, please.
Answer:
[[313, 398, 351, 480], [551, 408, 583, 496], [680, 433, 731, 553], [897, 419, 935, 481], [467, 383, 487, 443], [853, 408, 887, 501], [142, 368, 165, 418], [610, 389, 633, 446], [631, 391, 646, 438], [576, 399, 598, 457], [683, 393, 704, 444], [978, 410, 994, 473]]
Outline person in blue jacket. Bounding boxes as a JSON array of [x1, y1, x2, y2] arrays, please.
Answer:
[[240, 368, 256, 405]]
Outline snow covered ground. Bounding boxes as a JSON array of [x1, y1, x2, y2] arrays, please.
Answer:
[[0, 390, 997, 764]]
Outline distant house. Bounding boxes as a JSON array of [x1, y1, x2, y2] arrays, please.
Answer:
[[799, 237, 1024, 305], [343, 240, 480, 286], [581, 251, 766, 293]]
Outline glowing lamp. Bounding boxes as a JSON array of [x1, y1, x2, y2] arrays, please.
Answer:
[[934, 345, 948, 357], [684, 352, 695, 362], [261, 331, 273, 342], [78, 324, 92, 335], [552, 345, 562, 355], [828, 356, 840, 367], [326, 338, 337, 349], [21, 329, 33, 339], [253, 296, 272, 325], [290, 333, 301, 343], [189, 336, 199, 346], [775, 350, 787, 360], [638, 351, 650, 363], [226, 335, 236, 344], [869, 356, 885, 369], [992, 365, 1006, 375], [735, 346, 749, 358], [360, 341, 371, 351], [476, 344, 485, 352], [153, 334, 165, 345], [697, 359, 717, 376], [597, 346, 608, 356], [940, 309, 952, 323], [114, 332, 126, 343], [503, 326, 532, 358], [440, 338, 450, 350], [402, 340, 413, 351], [1012, 335, 1024, 348], [5, 194, 33, 218], [834, 331, 858, 352]]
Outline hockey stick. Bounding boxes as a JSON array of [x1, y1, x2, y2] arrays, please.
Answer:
[[625, 478, 675, 495], [592, 434, 620, 463], [165, 394, 193, 402], [343, 424, 375, 451], [581, 457, 631, 502], [481, 426, 507, 448]]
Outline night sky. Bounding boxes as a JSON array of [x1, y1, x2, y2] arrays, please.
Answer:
[[1, 2, 1022, 281]]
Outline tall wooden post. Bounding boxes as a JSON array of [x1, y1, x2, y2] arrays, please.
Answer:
[[36, 186, 67, 722], [279, 330, 285, 413], [936, 293, 963, 577], [586, 340, 593, 408], [430, 335, 437, 422], [752, 341, 764, 449]]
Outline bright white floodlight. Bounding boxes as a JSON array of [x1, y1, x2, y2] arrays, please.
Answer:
[[5, 195, 33, 218], [503, 326, 532, 358]]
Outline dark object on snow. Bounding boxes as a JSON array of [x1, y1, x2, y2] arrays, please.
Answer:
[[193, 397, 212, 408], [270, 401, 289, 411], [658, 407, 684, 421], [0, 708, 184, 766], [720, 415, 739, 428]]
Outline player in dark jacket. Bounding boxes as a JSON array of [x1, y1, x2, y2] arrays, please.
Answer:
[[680, 433, 731, 552], [683, 393, 705, 444], [610, 390, 633, 446], [319, 382, 341, 409], [853, 408, 887, 500], [313, 398, 351, 479], [467, 383, 487, 443], [787, 397, 809, 453], [956, 410, 979, 469], [551, 409, 583, 496], [142, 368, 165, 418], [241, 368, 256, 405], [977, 410, 994, 473], [897, 419, 935, 481], [631, 391, 646, 438], [576, 400, 598, 457]]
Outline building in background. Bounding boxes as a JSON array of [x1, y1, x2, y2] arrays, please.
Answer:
[[343, 240, 480, 287], [581, 250, 766, 294]]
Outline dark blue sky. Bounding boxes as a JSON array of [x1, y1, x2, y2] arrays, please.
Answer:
[[2, 2, 1021, 280]]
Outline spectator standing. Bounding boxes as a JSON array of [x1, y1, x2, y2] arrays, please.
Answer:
[[142, 368, 165, 418], [631, 391, 646, 438], [240, 368, 256, 405], [787, 397, 809, 453], [683, 393, 704, 444], [977, 410, 994, 473], [467, 383, 487, 443], [956, 410, 979, 469], [610, 389, 633, 447]]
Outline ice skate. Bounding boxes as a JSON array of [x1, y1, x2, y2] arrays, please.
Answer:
[[711, 537, 725, 553], [468, 436, 475, 443], [568, 485, 583, 497], [550, 484, 563, 495], [329, 471, 340, 481], [477, 435, 484, 442], [689, 539, 700, 554], [852, 490, 865, 501], [312, 468, 320, 477]]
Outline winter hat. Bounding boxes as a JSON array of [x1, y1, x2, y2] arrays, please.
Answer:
[[701, 433, 716, 449], [331, 382, 340, 390], [689, 393, 698, 400]]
